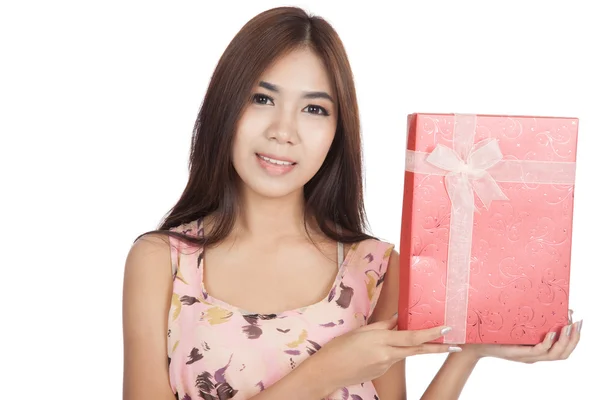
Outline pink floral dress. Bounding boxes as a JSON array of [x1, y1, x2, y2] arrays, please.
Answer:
[[167, 218, 394, 400]]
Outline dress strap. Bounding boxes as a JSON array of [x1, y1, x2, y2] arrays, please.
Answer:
[[335, 223, 344, 268], [337, 241, 344, 268], [170, 239, 179, 277]]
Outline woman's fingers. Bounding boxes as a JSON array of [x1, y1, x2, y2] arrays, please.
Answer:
[[390, 343, 460, 359], [557, 320, 582, 360], [383, 325, 451, 347], [543, 323, 573, 360], [523, 321, 582, 363], [528, 330, 556, 357]]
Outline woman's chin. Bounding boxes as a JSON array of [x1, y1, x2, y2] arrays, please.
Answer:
[[240, 180, 305, 201]]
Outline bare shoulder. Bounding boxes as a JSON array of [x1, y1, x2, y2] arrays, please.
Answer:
[[123, 232, 174, 293], [127, 232, 172, 267], [123, 231, 173, 331]]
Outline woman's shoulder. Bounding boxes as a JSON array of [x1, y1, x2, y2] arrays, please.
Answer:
[[350, 237, 395, 261], [342, 237, 398, 321], [129, 218, 203, 273], [125, 232, 173, 296]]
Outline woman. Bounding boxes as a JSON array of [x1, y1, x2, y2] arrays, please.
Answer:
[[122, 6, 581, 400]]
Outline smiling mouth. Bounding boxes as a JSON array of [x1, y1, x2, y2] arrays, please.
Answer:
[[256, 153, 297, 166]]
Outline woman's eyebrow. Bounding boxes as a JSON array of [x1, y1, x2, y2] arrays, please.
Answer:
[[258, 81, 335, 103]]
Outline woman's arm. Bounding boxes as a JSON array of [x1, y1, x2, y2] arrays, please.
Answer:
[[122, 234, 177, 400], [420, 352, 480, 399], [421, 311, 582, 399], [370, 250, 408, 400], [122, 234, 336, 400]]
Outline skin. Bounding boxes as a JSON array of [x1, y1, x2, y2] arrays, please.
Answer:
[[203, 47, 343, 316], [122, 47, 582, 400]]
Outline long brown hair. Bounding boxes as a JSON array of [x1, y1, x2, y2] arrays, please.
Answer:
[[135, 6, 374, 247]]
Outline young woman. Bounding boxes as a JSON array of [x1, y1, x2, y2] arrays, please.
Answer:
[[122, 6, 581, 400]]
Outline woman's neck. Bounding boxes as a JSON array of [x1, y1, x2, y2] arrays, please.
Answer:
[[233, 186, 312, 242]]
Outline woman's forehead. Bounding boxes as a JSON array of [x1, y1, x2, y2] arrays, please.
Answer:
[[256, 48, 334, 97]]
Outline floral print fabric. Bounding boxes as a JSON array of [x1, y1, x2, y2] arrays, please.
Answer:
[[167, 218, 394, 400]]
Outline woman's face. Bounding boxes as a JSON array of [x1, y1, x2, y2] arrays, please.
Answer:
[[232, 47, 338, 200]]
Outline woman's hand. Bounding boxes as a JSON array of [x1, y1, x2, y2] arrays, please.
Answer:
[[460, 314, 582, 364], [306, 314, 462, 391]]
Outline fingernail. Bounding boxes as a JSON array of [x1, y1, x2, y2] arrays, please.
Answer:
[[549, 332, 557, 341], [441, 327, 452, 335], [577, 320, 583, 333], [565, 324, 572, 337], [568, 309, 573, 323], [449, 346, 462, 353], [392, 312, 398, 318]]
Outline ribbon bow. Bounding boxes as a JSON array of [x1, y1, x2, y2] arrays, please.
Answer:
[[426, 138, 509, 210]]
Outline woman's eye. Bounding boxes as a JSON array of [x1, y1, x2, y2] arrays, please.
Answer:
[[252, 94, 329, 116], [304, 105, 330, 116], [252, 94, 274, 105]]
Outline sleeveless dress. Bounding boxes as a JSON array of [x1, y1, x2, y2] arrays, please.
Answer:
[[167, 218, 395, 400]]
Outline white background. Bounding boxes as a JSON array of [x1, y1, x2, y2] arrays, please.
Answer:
[[1, 0, 598, 398]]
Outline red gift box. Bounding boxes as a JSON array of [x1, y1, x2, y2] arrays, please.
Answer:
[[398, 113, 578, 344]]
